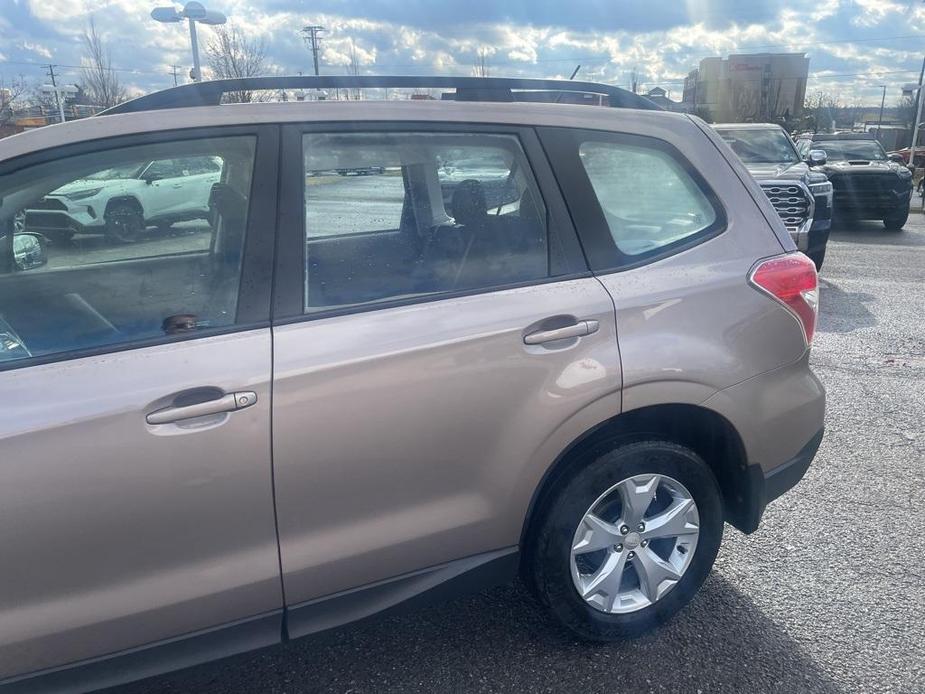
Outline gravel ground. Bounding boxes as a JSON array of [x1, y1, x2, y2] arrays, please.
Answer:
[[110, 216, 925, 694]]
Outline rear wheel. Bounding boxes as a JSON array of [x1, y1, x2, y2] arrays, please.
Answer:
[[105, 202, 145, 243], [526, 440, 723, 641], [883, 205, 909, 231]]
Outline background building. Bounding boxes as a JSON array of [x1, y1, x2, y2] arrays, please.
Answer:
[[643, 86, 689, 112], [682, 53, 809, 123]]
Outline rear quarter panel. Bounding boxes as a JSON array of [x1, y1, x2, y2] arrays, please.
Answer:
[[571, 116, 809, 411]]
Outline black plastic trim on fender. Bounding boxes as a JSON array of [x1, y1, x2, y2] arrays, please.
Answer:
[[0, 611, 283, 694], [740, 427, 824, 533], [286, 547, 520, 640], [763, 427, 824, 504]]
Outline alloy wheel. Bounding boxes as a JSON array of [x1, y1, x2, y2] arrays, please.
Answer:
[[570, 473, 700, 614]]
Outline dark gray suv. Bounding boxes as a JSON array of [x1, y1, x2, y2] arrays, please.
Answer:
[[714, 123, 833, 269], [0, 76, 825, 693]]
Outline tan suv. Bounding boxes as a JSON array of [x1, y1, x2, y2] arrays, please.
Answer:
[[0, 77, 825, 692]]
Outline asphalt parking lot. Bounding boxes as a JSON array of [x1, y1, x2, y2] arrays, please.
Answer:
[[109, 215, 925, 694]]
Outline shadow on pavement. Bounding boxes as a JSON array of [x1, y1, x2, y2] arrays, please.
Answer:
[[828, 218, 925, 247], [111, 573, 840, 694], [817, 279, 877, 334]]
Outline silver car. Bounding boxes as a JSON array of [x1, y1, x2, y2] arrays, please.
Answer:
[[0, 76, 824, 693]]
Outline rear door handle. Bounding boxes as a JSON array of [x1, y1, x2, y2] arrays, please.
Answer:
[[523, 320, 600, 345], [146, 391, 257, 425]]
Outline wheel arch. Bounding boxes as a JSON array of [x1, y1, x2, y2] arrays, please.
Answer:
[[520, 402, 757, 551], [104, 195, 145, 219]]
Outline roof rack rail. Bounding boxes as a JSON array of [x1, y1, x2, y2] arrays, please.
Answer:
[[100, 75, 661, 115]]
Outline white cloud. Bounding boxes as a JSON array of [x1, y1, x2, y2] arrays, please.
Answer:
[[851, 0, 904, 26], [19, 40, 52, 58], [0, 0, 916, 104]]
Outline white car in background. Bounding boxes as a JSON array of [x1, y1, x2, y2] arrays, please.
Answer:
[[20, 155, 222, 243]]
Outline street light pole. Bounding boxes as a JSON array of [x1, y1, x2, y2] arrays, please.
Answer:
[[188, 18, 202, 82], [152, 2, 227, 83]]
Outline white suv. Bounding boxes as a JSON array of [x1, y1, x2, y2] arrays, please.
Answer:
[[19, 155, 221, 243]]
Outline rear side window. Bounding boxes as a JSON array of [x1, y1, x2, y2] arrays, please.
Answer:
[[579, 141, 717, 257], [539, 128, 725, 271], [301, 131, 560, 313]]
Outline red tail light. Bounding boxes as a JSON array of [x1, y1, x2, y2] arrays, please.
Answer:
[[750, 253, 819, 345]]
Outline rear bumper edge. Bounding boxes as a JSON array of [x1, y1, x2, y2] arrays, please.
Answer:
[[762, 426, 824, 505]]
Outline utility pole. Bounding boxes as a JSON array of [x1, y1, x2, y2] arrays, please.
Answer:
[[301, 25, 325, 76], [876, 85, 886, 141], [45, 64, 66, 124], [908, 58, 925, 168], [169, 65, 181, 86]]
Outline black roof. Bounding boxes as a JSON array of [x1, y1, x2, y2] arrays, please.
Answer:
[[805, 132, 876, 141], [101, 75, 661, 116]]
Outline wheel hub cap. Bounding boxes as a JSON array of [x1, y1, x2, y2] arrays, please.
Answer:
[[570, 473, 700, 614]]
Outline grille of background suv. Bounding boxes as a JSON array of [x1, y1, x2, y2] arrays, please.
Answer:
[[758, 182, 811, 233]]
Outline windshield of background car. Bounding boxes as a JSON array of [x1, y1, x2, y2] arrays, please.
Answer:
[[84, 164, 143, 180], [815, 140, 887, 161], [718, 128, 800, 164]]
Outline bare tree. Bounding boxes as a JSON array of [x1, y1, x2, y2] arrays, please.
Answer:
[[803, 90, 843, 133], [204, 24, 269, 102], [0, 75, 29, 129], [80, 17, 127, 109], [896, 95, 917, 128], [472, 48, 491, 78]]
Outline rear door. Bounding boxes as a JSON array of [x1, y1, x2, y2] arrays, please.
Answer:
[[0, 126, 281, 680], [270, 124, 621, 633]]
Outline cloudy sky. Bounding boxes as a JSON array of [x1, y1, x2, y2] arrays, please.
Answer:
[[1, 0, 925, 105]]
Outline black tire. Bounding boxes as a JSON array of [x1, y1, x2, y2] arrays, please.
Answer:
[[104, 201, 145, 243], [808, 246, 826, 272], [526, 440, 723, 641], [883, 206, 909, 231]]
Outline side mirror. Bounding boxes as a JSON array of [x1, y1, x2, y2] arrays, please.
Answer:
[[13, 232, 48, 271], [807, 149, 827, 166], [888, 153, 906, 164], [143, 172, 163, 184]]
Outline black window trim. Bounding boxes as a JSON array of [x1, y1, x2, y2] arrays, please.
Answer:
[[273, 121, 590, 324], [0, 124, 278, 373], [536, 126, 728, 274]]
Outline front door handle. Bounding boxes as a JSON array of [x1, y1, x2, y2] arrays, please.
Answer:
[[146, 391, 257, 425], [524, 320, 600, 345]]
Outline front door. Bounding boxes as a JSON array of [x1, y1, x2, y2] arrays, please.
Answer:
[[270, 126, 621, 631], [0, 126, 281, 679]]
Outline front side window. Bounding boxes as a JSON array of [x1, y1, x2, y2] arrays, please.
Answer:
[[0, 135, 256, 365], [302, 131, 554, 313], [579, 140, 719, 257]]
